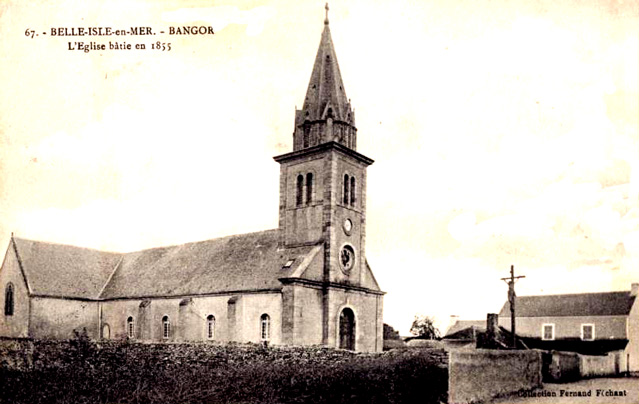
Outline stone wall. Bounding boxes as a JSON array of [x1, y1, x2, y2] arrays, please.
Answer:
[[543, 351, 581, 382], [0, 246, 29, 338], [580, 351, 621, 378], [448, 349, 542, 404], [100, 292, 282, 344], [543, 350, 622, 381]]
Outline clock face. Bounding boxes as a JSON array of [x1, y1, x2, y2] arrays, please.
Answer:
[[340, 245, 355, 274], [343, 218, 353, 235]]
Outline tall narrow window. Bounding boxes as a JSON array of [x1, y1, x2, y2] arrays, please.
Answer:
[[306, 173, 313, 204], [350, 176, 356, 206], [296, 174, 304, 206], [581, 324, 595, 341], [207, 315, 216, 340], [4, 283, 14, 316], [303, 126, 310, 148], [542, 324, 554, 341], [343, 174, 350, 204], [162, 315, 171, 339], [127, 316, 135, 339], [260, 314, 270, 341]]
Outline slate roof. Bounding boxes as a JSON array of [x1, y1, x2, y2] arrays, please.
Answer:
[[499, 291, 637, 318], [11, 237, 121, 299], [9, 230, 317, 300], [101, 230, 313, 299], [297, 19, 351, 124]]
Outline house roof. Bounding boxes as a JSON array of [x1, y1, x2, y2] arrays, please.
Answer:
[[9, 231, 317, 300], [444, 320, 485, 337], [11, 237, 121, 299], [499, 291, 637, 318], [100, 229, 313, 299]]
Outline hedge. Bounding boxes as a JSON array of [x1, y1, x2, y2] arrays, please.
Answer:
[[0, 335, 447, 404]]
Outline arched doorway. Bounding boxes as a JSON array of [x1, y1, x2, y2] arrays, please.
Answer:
[[339, 308, 355, 350]]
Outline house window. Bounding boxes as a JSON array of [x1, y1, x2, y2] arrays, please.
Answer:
[[581, 324, 595, 341], [306, 173, 314, 204], [4, 283, 14, 316], [542, 324, 555, 341], [162, 315, 171, 339], [296, 174, 304, 206], [207, 315, 216, 340], [127, 316, 135, 339], [350, 176, 356, 206], [343, 174, 350, 204], [260, 314, 270, 341]]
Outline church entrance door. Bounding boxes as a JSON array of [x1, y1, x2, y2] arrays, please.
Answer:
[[339, 308, 355, 350]]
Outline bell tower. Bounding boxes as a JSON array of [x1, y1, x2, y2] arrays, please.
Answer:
[[273, 4, 373, 287]]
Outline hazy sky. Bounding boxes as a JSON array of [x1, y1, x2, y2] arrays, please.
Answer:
[[1, 0, 637, 334]]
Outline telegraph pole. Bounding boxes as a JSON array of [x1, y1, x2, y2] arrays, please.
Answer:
[[501, 265, 525, 348]]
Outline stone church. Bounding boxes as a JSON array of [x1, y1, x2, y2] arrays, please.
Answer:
[[0, 10, 384, 352]]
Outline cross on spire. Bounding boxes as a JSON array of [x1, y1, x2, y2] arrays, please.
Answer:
[[324, 3, 329, 25]]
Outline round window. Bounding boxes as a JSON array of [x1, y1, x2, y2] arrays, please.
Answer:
[[339, 245, 356, 274]]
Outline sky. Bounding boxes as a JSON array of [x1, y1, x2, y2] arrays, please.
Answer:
[[1, 0, 637, 334]]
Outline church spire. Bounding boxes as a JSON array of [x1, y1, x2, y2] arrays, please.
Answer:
[[293, 5, 357, 151]]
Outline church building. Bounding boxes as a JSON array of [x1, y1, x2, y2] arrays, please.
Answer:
[[0, 9, 385, 352]]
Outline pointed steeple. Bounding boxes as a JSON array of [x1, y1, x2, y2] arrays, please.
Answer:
[[293, 4, 357, 151]]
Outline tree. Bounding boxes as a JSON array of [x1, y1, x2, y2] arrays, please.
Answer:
[[383, 323, 401, 340], [409, 315, 440, 339]]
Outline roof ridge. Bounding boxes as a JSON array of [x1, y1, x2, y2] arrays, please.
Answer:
[[122, 228, 280, 255], [518, 290, 631, 298], [12, 237, 123, 255]]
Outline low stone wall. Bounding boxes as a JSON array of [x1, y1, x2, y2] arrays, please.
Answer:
[[448, 349, 542, 404], [543, 350, 581, 382], [581, 352, 619, 377], [542, 350, 621, 381]]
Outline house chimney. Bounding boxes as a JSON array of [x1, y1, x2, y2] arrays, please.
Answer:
[[631, 283, 639, 297], [486, 313, 498, 335]]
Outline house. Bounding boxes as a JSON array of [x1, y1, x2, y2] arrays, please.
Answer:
[[0, 8, 385, 352], [442, 319, 486, 349], [498, 283, 639, 372]]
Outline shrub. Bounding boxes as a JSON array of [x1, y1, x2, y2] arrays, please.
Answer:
[[0, 339, 448, 404]]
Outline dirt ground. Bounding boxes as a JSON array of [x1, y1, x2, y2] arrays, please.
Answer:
[[490, 377, 639, 404]]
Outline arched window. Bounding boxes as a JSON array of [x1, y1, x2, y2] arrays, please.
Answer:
[[102, 324, 110, 339], [4, 283, 14, 316], [343, 174, 350, 204], [126, 316, 135, 339], [296, 174, 304, 206], [306, 173, 313, 204], [260, 314, 270, 341], [162, 315, 171, 339], [350, 176, 356, 206], [207, 315, 216, 340]]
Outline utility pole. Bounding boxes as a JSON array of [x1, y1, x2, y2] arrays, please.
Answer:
[[501, 265, 525, 348]]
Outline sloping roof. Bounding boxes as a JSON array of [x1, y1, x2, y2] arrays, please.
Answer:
[[299, 19, 351, 123], [11, 237, 122, 299], [499, 291, 636, 318], [444, 320, 485, 337], [100, 230, 315, 299]]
